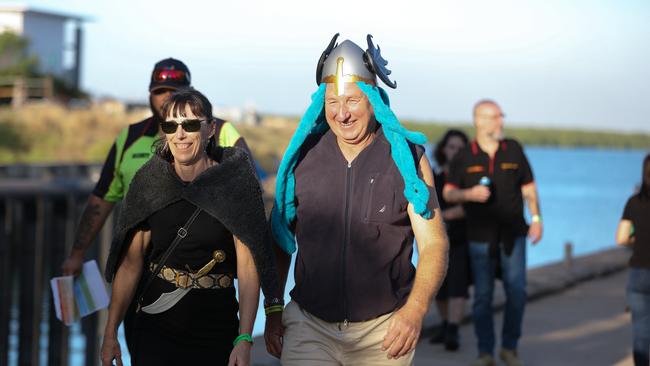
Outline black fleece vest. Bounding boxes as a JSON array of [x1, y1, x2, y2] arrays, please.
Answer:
[[291, 128, 423, 322]]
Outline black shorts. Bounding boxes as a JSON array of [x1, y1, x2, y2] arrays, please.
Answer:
[[436, 238, 470, 300]]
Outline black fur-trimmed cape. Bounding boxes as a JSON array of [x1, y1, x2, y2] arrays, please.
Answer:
[[104, 147, 280, 298]]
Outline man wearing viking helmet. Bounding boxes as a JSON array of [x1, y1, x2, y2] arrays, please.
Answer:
[[264, 34, 449, 365]]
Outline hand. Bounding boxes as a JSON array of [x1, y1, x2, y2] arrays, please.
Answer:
[[61, 250, 84, 276], [466, 185, 491, 203], [381, 305, 424, 360], [228, 341, 252, 366], [100, 334, 122, 366], [264, 312, 284, 358], [528, 221, 543, 244]]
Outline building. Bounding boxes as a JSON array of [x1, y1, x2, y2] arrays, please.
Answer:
[[0, 5, 86, 90], [214, 105, 261, 126]]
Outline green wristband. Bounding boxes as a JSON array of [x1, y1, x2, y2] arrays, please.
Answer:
[[233, 333, 253, 347], [265, 305, 284, 315]]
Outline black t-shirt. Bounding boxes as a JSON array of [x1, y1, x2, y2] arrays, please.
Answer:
[[434, 171, 467, 245], [446, 139, 534, 244], [137, 199, 239, 345], [145, 199, 237, 274], [623, 194, 650, 268]]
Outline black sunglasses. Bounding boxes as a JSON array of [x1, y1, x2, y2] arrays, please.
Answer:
[[160, 119, 205, 134]]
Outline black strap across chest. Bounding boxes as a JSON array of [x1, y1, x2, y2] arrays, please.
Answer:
[[136, 206, 202, 312]]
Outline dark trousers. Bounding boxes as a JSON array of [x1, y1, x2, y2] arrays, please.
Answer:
[[628, 268, 650, 366], [468, 236, 527, 355]]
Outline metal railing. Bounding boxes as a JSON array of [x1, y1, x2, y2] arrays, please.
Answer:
[[0, 168, 110, 366], [0, 77, 54, 107]]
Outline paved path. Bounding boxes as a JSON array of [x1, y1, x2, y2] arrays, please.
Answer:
[[415, 269, 633, 366], [252, 269, 634, 365]]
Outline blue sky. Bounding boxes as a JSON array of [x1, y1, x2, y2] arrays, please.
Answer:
[[13, 0, 650, 131]]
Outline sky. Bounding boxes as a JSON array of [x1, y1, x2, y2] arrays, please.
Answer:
[[9, 0, 650, 131]]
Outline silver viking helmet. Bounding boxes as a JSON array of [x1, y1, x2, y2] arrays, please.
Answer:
[[316, 33, 397, 96]]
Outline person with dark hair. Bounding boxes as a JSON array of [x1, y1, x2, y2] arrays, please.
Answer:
[[61, 58, 255, 355], [265, 34, 449, 365], [62, 58, 253, 277], [100, 89, 280, 366], [616, 153, 650, 366], [429, 129, 470, 351], [443, 100, 542, 366]]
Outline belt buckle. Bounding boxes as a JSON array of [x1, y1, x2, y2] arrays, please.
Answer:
[[175, 272, 190, 289]]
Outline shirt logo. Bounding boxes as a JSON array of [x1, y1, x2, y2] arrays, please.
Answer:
[[379, 205, 386, 213], [501, 163, 519, 170], [466, 165, 485, 173], [132, 153, 151, 159]]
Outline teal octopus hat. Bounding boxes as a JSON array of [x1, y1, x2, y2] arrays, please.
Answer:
[[272, 33, 431, 254]]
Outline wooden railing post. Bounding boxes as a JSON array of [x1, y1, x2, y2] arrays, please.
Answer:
[[17, 198, 46, 366], [11, 77, 26, 109], [1, 172, 98, 365], [564, 241, 574, 271], [43, 76, 54, 99], [47, 197, 73, 366], [82, 198, 101, 366], [0, 199, 15, 366]]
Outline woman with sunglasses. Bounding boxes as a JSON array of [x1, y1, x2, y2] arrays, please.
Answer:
[[101, 89, 280, 366]]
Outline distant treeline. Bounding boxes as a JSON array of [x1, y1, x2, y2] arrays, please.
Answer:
[[1, 105, 648, 166], [402, 121, 650, 149]]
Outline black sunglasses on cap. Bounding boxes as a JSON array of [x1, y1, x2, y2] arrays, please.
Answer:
[[160, 119, 205, 134], [152, 69, 190, 84]]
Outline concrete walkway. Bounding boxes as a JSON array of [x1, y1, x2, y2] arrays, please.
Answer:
[[415, 269, 633, 366], [251, 248, 635, 366]]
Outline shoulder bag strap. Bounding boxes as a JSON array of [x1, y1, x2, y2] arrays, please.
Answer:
[[136, 206, 202, 312]]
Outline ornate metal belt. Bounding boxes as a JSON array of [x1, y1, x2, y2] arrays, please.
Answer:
[[149, 262, 234, 290]]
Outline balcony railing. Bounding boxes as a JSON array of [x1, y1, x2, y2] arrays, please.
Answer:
[[1, 164, 110, 366]]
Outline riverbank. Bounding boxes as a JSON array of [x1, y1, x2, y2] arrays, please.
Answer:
[[250, 246, 631, 365], [1, 104, 649, 166], [404, 121, 650, 149]]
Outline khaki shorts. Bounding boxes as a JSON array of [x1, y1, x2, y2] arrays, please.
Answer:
[[281, 301, 415, 366]]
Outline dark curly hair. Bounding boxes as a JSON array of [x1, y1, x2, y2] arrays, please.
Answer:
[[434, 129, 469, 167], [153, 88, 222, 162]]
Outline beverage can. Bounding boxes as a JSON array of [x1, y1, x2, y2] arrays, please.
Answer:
[[479, 176, 491, 186]]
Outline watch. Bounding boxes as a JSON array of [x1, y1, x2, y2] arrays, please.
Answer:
[[264, 297, 284, 307]]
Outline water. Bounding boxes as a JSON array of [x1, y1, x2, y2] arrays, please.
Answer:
[[524, 147, 646, 265], [12, 147, 647, 366]]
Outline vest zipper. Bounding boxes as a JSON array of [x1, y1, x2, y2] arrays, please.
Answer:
[[364, 175, 376, 222], [342, 161, 352, 325]]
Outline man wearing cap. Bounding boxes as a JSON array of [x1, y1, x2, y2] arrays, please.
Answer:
[[443, 100, 542, 366], [264, 34, 449, 365], [61, 58, 253, 352]]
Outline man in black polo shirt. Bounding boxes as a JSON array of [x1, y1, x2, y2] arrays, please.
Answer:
[[443, 99, 542, 366]]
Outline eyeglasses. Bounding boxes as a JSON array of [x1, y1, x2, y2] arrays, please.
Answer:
[[152, 69, 190, 84], [160, 119, 205, 134]]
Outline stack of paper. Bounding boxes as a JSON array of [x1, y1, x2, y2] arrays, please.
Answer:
[[51, 260, 110, 326]]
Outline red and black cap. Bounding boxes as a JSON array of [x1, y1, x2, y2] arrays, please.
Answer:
[[149, 58, 191, 92]]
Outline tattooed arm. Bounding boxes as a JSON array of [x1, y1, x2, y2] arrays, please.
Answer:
[[61, 194, 115, 275]]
